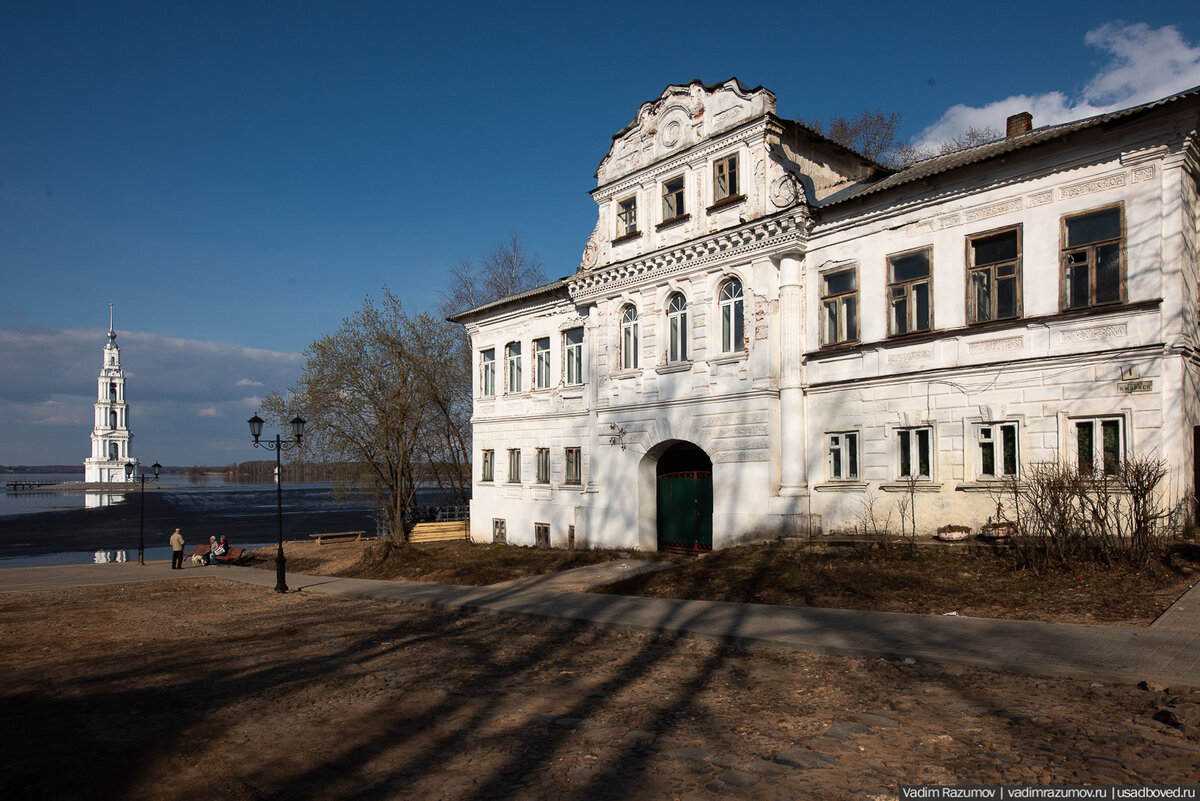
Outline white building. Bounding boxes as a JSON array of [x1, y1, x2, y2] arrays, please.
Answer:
[[84, 306, 135, 483], [452, 79, 1200, 550]]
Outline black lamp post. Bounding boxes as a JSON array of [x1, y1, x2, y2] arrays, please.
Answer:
[[124, 460, 162, 565], [247, 414, 305, 593]]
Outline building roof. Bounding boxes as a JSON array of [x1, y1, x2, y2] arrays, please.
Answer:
[[822, 84, 1200, 208], [446, 279, 569, 323]]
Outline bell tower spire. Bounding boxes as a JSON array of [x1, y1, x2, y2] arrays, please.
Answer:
[[84, 305, 134, 483]]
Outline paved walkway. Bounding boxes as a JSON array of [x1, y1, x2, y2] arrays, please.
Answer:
[[3, 559, 1198, 688]]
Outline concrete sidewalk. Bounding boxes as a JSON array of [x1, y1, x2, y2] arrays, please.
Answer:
[[3, 559, 1198, 688]]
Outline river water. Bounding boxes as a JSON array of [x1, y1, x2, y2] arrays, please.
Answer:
[[0, 473, 405, 567]]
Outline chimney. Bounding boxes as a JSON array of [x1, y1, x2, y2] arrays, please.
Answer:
[[1006, 112, 1033, 137]]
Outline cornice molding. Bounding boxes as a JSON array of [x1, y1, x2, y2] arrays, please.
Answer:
[[568, 208, 811, 303]]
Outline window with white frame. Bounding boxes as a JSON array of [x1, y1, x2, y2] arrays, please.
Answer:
[[1063, 205, 1123, 309], [564, 446, 581, 485], [975, 422, 1018, 478], [617, 195, 638, 237], [480, 348, 496, 396], [968, 227, 1021, 323], [535, 447, 550, 483], [534, 337, 551, 389], [621, 306, 639, 369], [896, 426, 933, 480], [481, 449, 494, 482], [719, 279, 744, 353], [888, 248, 932, 336], [667, 293, 689, 362], [507, 448, 521, 483], [662, 176, 685, 221], [564, 329, 583, 385], [713, 155, 738, 202], [820, 266, 858, 345], [1073, 416, 1124, 475], [827, 432, 859, 481], [505, 342, 522, 393]]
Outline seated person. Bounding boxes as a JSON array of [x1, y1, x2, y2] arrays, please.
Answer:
[[212, 536, 229, 561]]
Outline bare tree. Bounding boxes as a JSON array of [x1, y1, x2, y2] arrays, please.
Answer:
[[441, 231, 547, 318], [262, 289, 468, 544], [800, 108, 904, 165], [803, 108, 1004, 169]]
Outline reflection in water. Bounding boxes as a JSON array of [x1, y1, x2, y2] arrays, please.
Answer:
[[85, 493, 126, 509]]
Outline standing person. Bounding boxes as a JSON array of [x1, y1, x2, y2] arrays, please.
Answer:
[[170, 529, 185, 570]]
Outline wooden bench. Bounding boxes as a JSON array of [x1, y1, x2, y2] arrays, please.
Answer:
[[308, 531, 365, 545], [408, 521, 469, 543], [184, 544, 246, 564]]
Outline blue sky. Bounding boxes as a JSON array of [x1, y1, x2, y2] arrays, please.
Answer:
[[2, 1, 1199, 466]]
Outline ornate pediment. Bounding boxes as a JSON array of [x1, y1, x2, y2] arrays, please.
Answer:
[[595, 79, 776, 185]]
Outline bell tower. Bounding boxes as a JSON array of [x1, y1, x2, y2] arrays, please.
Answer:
[[84, 304, 134, 483]]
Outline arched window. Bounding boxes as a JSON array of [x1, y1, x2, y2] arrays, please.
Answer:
[[621, 306, 639, 370], [719, 279, 744, 353], [667, 293, 689, 362]]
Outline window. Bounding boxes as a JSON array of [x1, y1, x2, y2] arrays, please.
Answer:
[[969, 227, 1021, 323], [975, 422, 1018, 478], [617, 195, 638, 237], [1063, 206, 1123, 309], [535, 447, 550, 483], [1074, 417, 1124, 475], [896, 427, 932, 480], [492, 519, 507, 544], [662, 176, 685, 221], [621, 306, 639, 369], [505, 342, 522, 393], [888, 248, 932, 336], [827, 432, 859, 481], [534, 337, 551, 389], [564, 329, 583, 385], [667, 293, 689, 362], [481, 449, 495, 482], [719, 280, 744, 353], [565, 447, 581, 485], [480, 349, 496, 396], [820, 266, 858, 345], [534, 523, 550, 548], [713, 155, 739, 202], [507, 448, 521, 483]]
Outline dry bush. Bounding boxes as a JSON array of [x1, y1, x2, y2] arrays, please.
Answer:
[[995, 454, 1179, 573]]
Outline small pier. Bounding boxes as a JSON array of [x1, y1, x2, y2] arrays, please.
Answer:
[[5, 480, 61, 492]]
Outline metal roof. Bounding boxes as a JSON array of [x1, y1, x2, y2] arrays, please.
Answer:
[[446, 279, 570, 323], [821, 84, 1200, 208]]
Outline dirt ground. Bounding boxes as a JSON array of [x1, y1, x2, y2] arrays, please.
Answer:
[[247, 539, 1200, 626], [2, 576, 1198, 801]]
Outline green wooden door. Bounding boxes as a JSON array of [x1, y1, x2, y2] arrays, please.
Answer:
[[656, 471, 713, 552]]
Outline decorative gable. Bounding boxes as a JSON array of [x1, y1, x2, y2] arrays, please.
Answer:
[[595, 79, 777, 185]]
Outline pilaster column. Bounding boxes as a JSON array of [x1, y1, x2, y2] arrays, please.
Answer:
[[777, 252, 807, 496]]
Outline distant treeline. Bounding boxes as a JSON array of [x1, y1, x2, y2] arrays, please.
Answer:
[[0, 465, 86, 474], [216, 461, 469, 484], [196, 461, 344, 481]]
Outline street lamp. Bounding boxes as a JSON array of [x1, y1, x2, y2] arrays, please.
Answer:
[[247, 414, 306, 593], [124, 460, 162, 565]]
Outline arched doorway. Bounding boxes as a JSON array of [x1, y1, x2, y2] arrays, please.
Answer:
[[656, 441, 713, 552]]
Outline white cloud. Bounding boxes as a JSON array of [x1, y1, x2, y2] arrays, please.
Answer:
[[235, 378, 264, 387], [912, 22, 1200, 151], [197, 407, 218, 418]]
